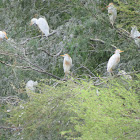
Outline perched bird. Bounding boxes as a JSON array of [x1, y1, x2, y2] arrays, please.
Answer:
[[30, 17, 49, 37], [107, 3, 117, 27], [26, 80, 38, 92], [60, 54, 72, 77], [107, 49, 124, 75], [131, 26, 140, 48], [0, 31, 8, 40]]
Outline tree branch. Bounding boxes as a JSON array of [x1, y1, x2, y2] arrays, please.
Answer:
[[38, 47, 63, 57], [20, 30, 57, 45], [0, 96, 22, 105], [90, 38, 117, 49], [0, 126, 22, 131], [0, 52, 61, 80]]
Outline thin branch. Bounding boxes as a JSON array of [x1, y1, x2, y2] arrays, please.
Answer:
[[0, 52, 61, 80], [38, 47, 63, 57], [116, 27, 131, 38], [20, 30, 57, 45], [90, 38, 117, 49], [117, 70, 140, 76], [0, 96, 22, 105], [0, 126, 22, 131], [72, 65, 95, 77]]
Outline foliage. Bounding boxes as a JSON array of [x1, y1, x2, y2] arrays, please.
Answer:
[[114, 0, 140, 29], [0, 0, 140, 139], [67, 75, 140, 140], [6, 79, 80, 140], [1, 74, 139, 140], [0, 0, 140, 96]]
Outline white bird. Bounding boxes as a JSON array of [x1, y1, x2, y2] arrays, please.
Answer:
[[107, 3, 117, 27], [131, 26, 140, 48], [60, 54, 72, 77], [26, 80, 38, 92], [30, 17, 49, 37], [0, 31, 8, 40], [107, 49, 124, 74]]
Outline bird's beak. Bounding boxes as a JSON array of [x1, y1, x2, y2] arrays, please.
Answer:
[[120, 50, 124, 53], [106, 5, 109, 8], [5, 36, 8, 39], [60, 55, 64, 57]]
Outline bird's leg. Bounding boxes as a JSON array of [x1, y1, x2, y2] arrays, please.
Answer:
[[109, 72, 112, 76], [111, 71, 115, 76], [109, 69, 114, 76], [68, 71, 72, 80], [70, 71, 73, 78], [112, 23, 114, 29], [63, 73, 67, 80], [112, 25, 114, 29], [41, 32, 44, 38]]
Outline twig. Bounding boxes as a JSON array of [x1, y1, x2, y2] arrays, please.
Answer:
[[0, 60, 61, 80], [72, 65, 95, 77], [90, 38, 117, 49], [116, 70, 140, 77], [0, 126, 22, 131], [0, 52, 61, 80], [0, 96, 22, 105], [116, 27, 131, 38], [127, 70, 140, 75], [38, 46, 63, 57], [20, 30, 57, 45]]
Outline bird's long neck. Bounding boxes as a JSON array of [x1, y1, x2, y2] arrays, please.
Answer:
[[115, 52, 120, 56]]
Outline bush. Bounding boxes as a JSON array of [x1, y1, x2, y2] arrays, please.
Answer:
[[4, 74, 140, 140]]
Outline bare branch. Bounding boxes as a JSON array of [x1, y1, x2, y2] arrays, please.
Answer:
[[0, 52, 61, 80], [0, 126, 22, 131], [0, 96, 22, 105], [72, 65, 95, 77], [90, 38, 117, 49], [116, 27, 131, 38], [20, 30, 57, 45], [38, 47, 63, 57]]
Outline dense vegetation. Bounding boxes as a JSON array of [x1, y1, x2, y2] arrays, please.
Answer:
[[0, 0, 140, 139]]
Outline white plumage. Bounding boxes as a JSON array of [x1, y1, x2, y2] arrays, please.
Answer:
[[26, 80, 38, 92], [107, 49, 124, 74], [30, 17, 49, 37], [0, 31, 8, 40], [107, 3, 117, 26], [131, 26, 140, 48], [60, 54, 72, 76]]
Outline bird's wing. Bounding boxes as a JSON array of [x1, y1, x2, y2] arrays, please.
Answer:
[[69, 57, 72, 67], [107, 54, 120, 70], [131, 28, 140, 38], [136, 31, 140, 37], [131, 29, 135, 38], [64, 60, 71, 65], [63, 58, 72, 72], [37, 18, 49, 36]]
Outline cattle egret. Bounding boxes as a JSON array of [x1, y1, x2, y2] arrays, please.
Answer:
[[107, 49, 124, 75], [60, 54, 72, 77], [107, 3, 117, 26], [26, 80, 38, 92], [131, 26, 140, 48], [30, 17, 49, 37], [0, 31, 8, 40]]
